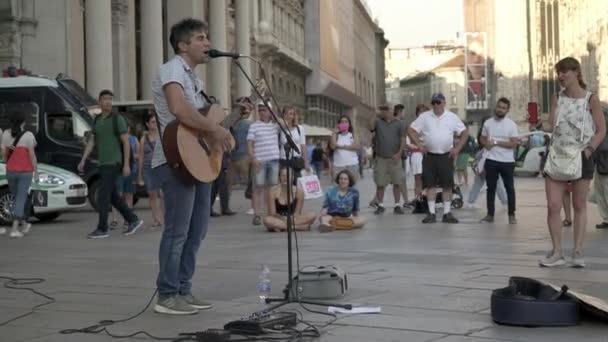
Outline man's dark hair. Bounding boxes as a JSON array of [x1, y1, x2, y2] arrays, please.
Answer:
[[98, 89, 114, 99], [393, 104, 405, 116], [497, 97, 511, 110], [169, 18, 208, 54]]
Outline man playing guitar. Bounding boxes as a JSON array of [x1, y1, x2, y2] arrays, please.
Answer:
[[151, 18, 232, 315]]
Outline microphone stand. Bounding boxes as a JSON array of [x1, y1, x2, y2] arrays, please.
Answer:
[[232, 59, 352, 313]]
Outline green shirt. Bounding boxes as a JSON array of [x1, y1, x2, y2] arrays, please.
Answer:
[[373, 118, 405, 158], [93, 113, 128, 166]]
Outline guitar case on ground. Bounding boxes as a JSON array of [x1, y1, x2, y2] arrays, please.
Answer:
[[491, 276, 608, 327]]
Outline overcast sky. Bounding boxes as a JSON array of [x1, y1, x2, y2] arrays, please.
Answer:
[[366, 0, 464, 48]]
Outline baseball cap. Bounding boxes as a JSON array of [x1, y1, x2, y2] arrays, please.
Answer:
[[431, 93, 446, 102], [257, 99, 272, 110]]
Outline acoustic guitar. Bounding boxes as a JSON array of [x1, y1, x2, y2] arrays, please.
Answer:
[[162, 104, 235, 184]]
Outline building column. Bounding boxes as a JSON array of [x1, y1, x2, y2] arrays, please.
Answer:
[[208, 0, 229, 107], [112, 0, 130, 101], [235, 0, 251, 98], [165, 0, 206, 82], [140, 0, 163, 100], [85, 0, 113, 97], [259, 0, 274, 34]]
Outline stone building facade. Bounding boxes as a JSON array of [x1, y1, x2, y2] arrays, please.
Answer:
[[0, 0, 385, 134], [303, 0, 386, 140], [464, 0, 608, 128]]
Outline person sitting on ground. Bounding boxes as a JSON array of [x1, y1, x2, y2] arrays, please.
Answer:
[[319, 170, 368, 232], [263, 166, 317, 232]]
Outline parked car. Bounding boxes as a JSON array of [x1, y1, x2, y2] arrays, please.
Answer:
[[0, 162, 88, 225], [0, 73, 148, 210], [514, 131, 551, 177]]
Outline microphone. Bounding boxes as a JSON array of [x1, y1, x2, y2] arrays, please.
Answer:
[[208, 49, 243, 59]]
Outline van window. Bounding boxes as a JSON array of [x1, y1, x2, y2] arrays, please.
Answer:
[[0, 88, 41, 133], [45, 90, 91, 145]]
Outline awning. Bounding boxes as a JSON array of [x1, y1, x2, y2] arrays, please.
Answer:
[[301, 124, 333, 136]]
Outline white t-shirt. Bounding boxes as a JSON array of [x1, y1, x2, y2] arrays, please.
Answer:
[[1, 129, 37, 150], [481, 116, 519, 163], [279, 125, 305, 159], [333, 132, 359, 167], [409, 110, 466, 154]]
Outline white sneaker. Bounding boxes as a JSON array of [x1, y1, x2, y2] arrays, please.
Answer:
[[21, 223, 32, 235], [0, 227, 6, 235], [464, 203, 479, 209], [9, 230, 24, 238], [570, 252, 586, 268], [539, 252, 566, 267], [245, 208, 254, 215]]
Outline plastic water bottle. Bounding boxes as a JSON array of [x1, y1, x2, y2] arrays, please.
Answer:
[[257, 265, 271, 303]]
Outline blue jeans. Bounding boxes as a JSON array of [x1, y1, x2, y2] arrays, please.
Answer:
[[7, 171, 32, 221], [254, 160, 279, 186], [467, 173, 507, 205], [312, 161, 323, 178], [155, 164, 211, 298]]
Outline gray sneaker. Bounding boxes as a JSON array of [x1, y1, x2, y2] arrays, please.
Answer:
[[508, 215, 517, 224], [479, 215, 494, 223], [539, 252, 566, 267], [154, 296, 198, 315], [124, 219, 144, 236], [180, 294, 212, 310], [570, 252, 586, 268]]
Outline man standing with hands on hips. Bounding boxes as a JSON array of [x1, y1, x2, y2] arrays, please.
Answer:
[[479, 97, 519, 224], [408, 93, 469, 223]]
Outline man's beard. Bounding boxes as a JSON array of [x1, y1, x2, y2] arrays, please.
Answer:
[[495, 112, 507, 118]]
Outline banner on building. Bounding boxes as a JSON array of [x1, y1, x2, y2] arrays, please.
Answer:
[[464, 32, 488, 110]]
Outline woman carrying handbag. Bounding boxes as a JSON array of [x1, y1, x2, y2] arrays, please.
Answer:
[[540, 57, 606, 268], [1, 110, 37, 238]]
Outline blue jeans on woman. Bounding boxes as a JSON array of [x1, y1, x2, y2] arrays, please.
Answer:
[[7, 171, 32, 221], [467, 173, 507, 205]]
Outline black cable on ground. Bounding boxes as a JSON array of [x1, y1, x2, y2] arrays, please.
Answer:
[[59, 288, 182, 340], [0, 276, 56, 327]]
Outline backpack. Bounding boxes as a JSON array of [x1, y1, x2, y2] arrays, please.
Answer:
[[463, 136, 477, 154], [93, 113, 134, 169]]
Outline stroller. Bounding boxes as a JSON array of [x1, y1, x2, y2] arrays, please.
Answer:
[[412, 185, 464, 214]]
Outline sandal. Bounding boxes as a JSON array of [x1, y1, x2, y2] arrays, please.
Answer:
[[562, 219, 572, 227], [150, 221, 162, 229]]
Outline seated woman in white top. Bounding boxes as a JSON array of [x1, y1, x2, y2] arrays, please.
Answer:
[[330, 115, 360, 181], [263, 166, 317, 232]]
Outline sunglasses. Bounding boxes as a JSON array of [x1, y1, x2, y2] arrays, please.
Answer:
[[431, 100, 443, 105]]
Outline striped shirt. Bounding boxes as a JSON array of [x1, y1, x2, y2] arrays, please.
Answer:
[[151, 55, 207, 168], [247, 121, 281, 162]]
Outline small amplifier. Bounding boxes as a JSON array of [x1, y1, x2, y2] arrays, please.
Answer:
[[292, 265, 348, 300]]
